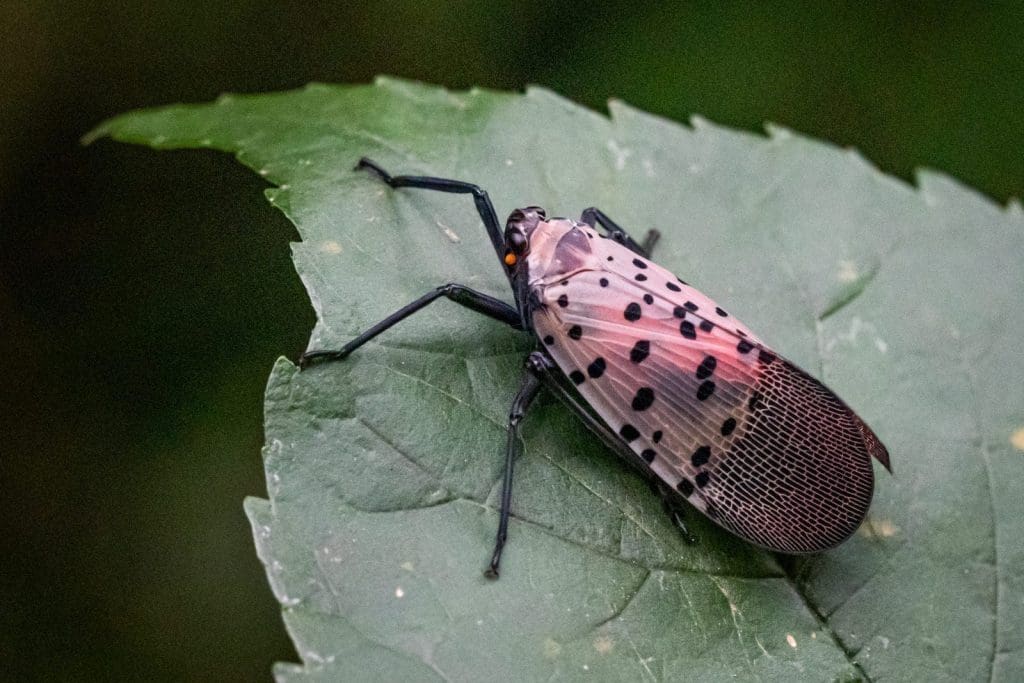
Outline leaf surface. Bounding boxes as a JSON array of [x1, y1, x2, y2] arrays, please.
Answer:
[[93, 78, 1024, 681]]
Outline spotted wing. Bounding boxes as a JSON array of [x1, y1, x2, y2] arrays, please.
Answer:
[[532, 255, 888, 553]]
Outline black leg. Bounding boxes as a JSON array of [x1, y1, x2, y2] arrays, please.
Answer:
[[485, 353, 546, 579], [356, 158, 508, 270], [580, 207, 660, 258], [532, 352, 658, 480], [533, 350, 699, 545], [655, 482, 698, 545], [299, 284, 520, 368]]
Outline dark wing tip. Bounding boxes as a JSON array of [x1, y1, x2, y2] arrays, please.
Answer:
[[857, 419, 892, 474]]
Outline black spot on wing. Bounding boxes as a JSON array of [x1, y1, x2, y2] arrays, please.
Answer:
[[631, 387, 655, 411], [630, 340, 650, 364], [691, 446, 711, 467], [696, 381, 715, 401], [696, 355, 717, 379], [619, 424, 640, 442]]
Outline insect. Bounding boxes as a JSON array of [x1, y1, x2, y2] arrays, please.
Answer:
[[301, 158, 891, 579]]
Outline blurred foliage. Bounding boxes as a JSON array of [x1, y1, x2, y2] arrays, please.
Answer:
[[1, 2, 1021, 680]]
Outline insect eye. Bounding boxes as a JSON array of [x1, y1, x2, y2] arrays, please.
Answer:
[[508, 230, 529, 255]]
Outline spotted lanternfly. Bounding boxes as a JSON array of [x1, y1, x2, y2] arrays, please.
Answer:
[[301, 158, 891, 579]]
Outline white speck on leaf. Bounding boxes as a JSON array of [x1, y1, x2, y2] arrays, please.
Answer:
[[395, 587, 404, 598], [436, 219, 460, 243], [786, 633, 797, 648], [322, 240, 342, 254], [837, 260, 859, 283], [824, 316, 888, 354], [859, 517, 900, 539], [607, 139, 632, 170], [1010, 426, 1024, 451]]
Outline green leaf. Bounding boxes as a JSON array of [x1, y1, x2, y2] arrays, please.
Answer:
[[92, 78, 1024, 681]]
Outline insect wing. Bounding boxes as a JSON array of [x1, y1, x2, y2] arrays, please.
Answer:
[[532, 241, 888, 553]]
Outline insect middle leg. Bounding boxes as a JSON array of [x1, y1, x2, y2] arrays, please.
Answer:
[[653, 481, 698, 545], [299, 284, 521, 367], [580, 207, 660, 258]]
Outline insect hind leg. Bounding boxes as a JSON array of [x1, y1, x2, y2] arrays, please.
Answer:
[[486, 352, 547, 579], [651, 480, 698, 545], [580, 207, 660, 258]]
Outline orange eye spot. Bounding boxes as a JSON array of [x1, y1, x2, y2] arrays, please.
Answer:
[[504, 252, 517, 266]]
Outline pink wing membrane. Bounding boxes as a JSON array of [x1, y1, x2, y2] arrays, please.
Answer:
[[529, 224, 885, 552]]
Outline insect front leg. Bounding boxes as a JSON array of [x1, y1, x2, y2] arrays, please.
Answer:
[[356, 158, 508, 269], [299, 284, 521, 368], [485, 352, 547, 579], [580, 207, 660, 258]]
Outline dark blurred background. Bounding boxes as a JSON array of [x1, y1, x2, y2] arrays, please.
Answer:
[[2, 2, 1021, 680]]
